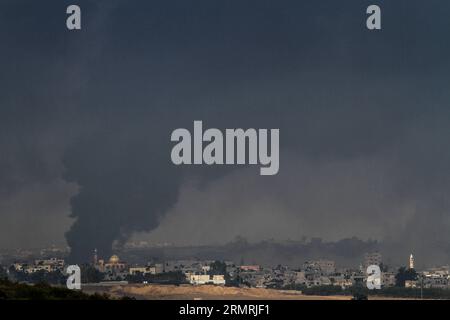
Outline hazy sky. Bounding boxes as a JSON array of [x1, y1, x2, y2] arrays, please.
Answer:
[[1, 0, 450, 263]]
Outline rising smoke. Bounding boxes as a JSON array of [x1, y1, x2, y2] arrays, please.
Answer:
[[0, 1, 450, 266]]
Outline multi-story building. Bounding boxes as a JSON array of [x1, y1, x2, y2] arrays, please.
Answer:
[[13, 258, 65, 274], [302, 260, 336, 276], [129, 267, 151, 275], [330, 275, 353, 289], [363, 252, 382, 269], [188, 274, 226, 285], [34, 258, 65, 271], [422, 274, 449, 289], [382, 272, 396, 288]]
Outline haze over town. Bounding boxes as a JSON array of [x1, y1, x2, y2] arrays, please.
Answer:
[[1, 0, 450, 270]]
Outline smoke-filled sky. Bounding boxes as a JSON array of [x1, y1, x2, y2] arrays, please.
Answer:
[[1, 0, 450, 264]]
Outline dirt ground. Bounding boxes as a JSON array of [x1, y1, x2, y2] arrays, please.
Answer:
[[83, 284, 353, 300]]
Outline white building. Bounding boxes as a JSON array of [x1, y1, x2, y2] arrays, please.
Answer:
[[405, 280, 417, 288], [129, 263, 164, 275], [22, 265, 52, 273], [331, 276, 353, 289], [13, 258, 65, 273], [422, 274, 449, 289], [409, 254, 415, 269], [188, 274, 226, 286], [35, 258, 65, 271]]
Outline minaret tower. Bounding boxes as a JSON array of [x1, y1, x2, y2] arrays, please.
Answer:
[[409, 254, 415, 269]]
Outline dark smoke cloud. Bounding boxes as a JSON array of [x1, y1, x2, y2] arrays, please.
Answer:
[[63, 116, 184, 261], [1, 0, 450, 266]]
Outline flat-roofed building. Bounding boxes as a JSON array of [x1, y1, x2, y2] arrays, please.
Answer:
[[188, 274, 226, 285]]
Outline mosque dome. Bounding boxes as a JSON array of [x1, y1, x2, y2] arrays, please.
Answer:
[[109, 255, 120, 264]]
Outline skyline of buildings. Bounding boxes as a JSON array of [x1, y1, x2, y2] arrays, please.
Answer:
[[2, 245, 450, 292]]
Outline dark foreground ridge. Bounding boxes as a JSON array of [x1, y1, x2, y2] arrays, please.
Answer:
[[0, 279, 132, 300]]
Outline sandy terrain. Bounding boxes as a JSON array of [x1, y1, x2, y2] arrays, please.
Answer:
[[83, 284, 352, 300]]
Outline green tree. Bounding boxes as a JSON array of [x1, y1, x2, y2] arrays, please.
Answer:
[[81, 265, 104, 283], [350, 283, 369, 300], [395, 267, 417, 287], [209, 261, 238, 286], [29, 270, 66, 285], [209, 261, 227, 275], [379, 263, 389, 272]]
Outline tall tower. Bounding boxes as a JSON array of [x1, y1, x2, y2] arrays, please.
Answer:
[[93, 248, 98, 265], [409, 254, 415, 269]]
